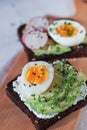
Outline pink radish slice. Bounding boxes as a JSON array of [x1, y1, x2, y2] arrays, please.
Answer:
[[25, 26, 35, 33], [25, 16, 49, 32], [22, 31, 48, 50]]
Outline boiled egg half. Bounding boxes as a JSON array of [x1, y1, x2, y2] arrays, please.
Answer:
[[48, 19, 86, 46], [21, 61, 54, 95]]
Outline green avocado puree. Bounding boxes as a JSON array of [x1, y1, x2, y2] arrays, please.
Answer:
[[33, 38, 71, 56], [33, 36, 87, 56]]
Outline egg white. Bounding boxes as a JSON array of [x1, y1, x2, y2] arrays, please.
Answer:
[[48, 19, 86, 46], [21, 61, 54, 95]]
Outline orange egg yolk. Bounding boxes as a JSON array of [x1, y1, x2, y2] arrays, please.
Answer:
[[56, 23, 78, 37], [25, 65, 49, 85]]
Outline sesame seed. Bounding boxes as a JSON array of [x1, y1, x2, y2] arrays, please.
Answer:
[[32, 72, 36, 75], [38, 76, 40, 78], [33, 84, 37, 86]]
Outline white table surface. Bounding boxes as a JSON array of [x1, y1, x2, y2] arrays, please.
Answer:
[[0, 0, 87, 130]]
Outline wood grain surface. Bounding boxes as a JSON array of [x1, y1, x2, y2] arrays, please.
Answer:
[[0, 0, 87, 130], [0, 50, 87, 130]]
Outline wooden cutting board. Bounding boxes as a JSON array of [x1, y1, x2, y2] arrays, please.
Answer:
[[0, 50, 87, 130]]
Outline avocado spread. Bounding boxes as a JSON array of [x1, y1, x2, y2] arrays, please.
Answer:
[[25, 60, 86, 115], [33, 38, 71, 56], [33, 36, 87, 56]]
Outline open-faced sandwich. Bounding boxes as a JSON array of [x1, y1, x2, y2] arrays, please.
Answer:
[[6, 59, 87, 130], [18, 16, 87, 61]]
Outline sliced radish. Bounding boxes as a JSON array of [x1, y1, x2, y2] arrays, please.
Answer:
[[25, 16, 49, 32], [25, 26, 35, 33], [22, 31, 48, 50]]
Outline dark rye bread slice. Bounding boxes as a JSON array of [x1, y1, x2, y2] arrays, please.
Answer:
[[6, 79, 87, 130], [17, 22, 87, 61], [6, 66, 87, 130]]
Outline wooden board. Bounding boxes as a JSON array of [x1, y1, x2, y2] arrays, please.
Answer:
[[0, 50, 87, 130]]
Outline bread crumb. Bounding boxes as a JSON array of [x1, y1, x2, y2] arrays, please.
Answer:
[[32, 58, 36, 61], [58, 116, 61, 119], [35, 120, 38, 124]]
